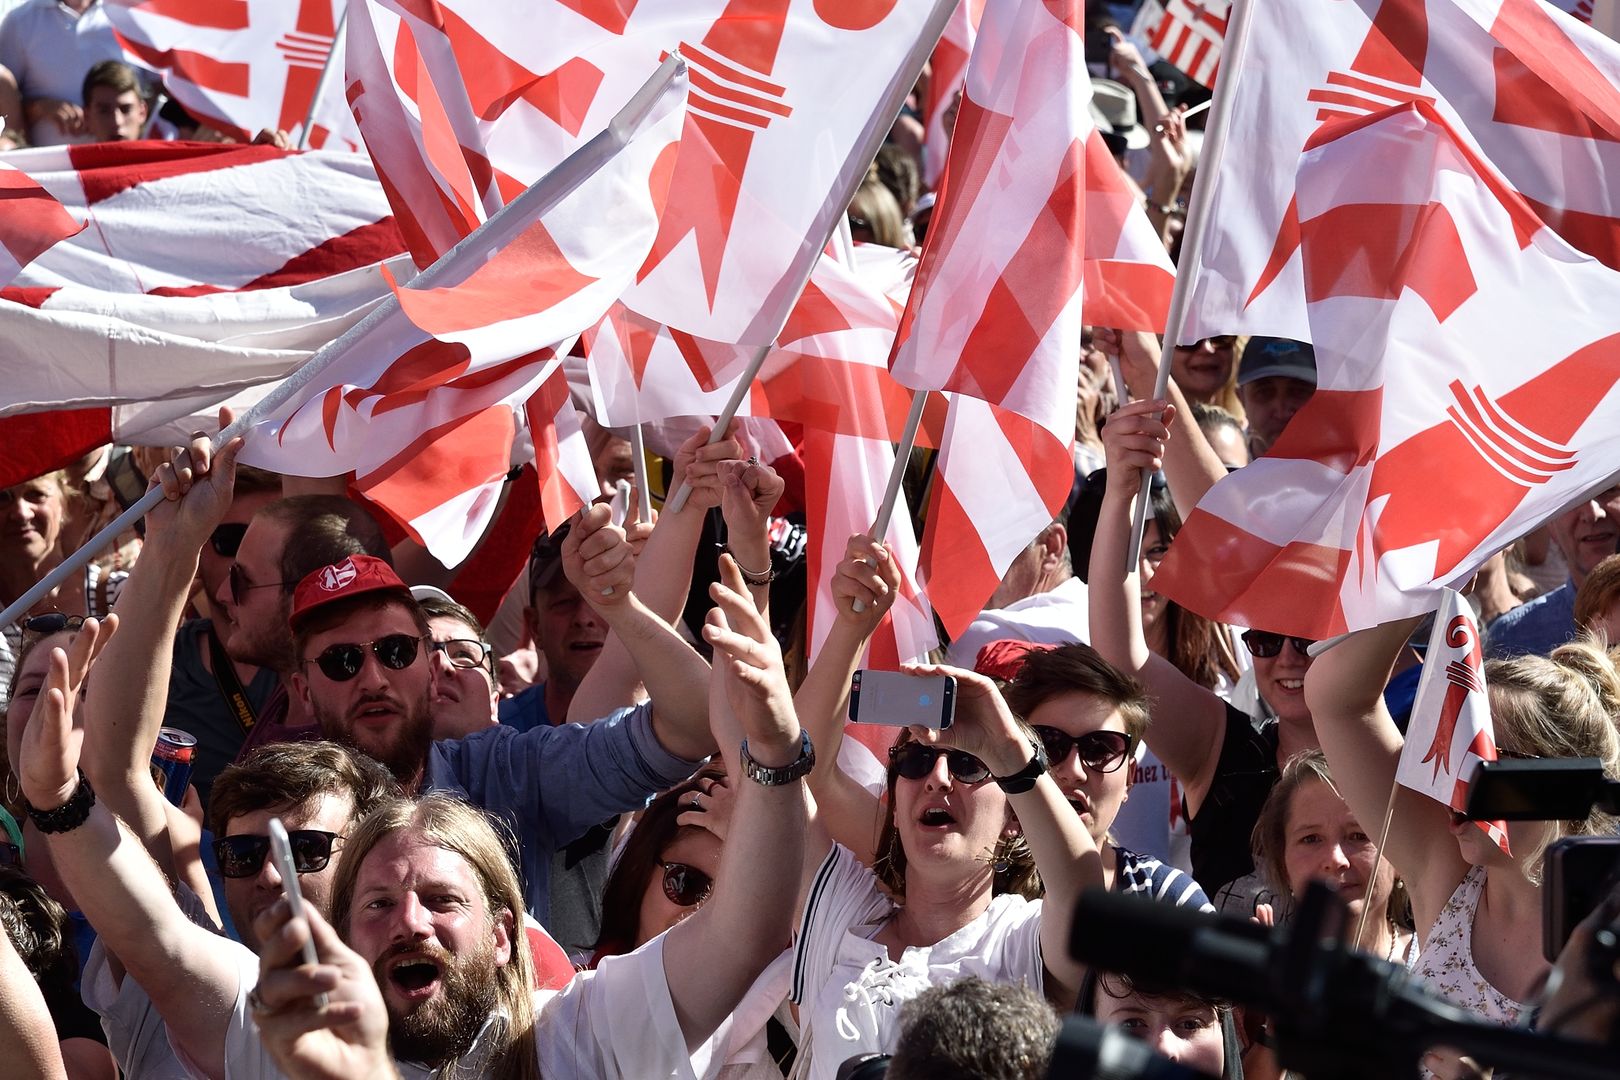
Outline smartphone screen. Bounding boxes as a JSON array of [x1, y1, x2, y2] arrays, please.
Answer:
[[849, 670, 955, 729]]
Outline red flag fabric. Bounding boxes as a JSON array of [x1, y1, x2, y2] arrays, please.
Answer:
[[345, 0, 954, 344], [1154, 101, 1620, 639], [1395, 588, 1510, 854], [239, 64, 688, 567], [1183, 0, 1620, 343], [105, 0, 360, 149], [0, 160, 85, 288], [920, 0, 986, 189], [889, 0, 1172, 637], [1130, 0, 1228, 88]]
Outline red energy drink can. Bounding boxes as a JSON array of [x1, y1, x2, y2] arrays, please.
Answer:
[[152, 728, 197, 807]]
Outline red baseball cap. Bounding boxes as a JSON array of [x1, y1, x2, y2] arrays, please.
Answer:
[[289, 555, 412, 631], [973, 639, 1055, 682]]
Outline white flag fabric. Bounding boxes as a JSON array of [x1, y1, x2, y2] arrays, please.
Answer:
[[1153, 101, 1620, 638], [106, 0, 361, 149], [345, 0, 954, 344], [240, 61, 689, 567], [1396, 588, 1510, 853], [921, 0, 985, 188], [1182, 0, 1620, 343]]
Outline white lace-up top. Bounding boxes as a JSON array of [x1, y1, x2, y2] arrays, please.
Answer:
[[789, 845, 1045, 1080]]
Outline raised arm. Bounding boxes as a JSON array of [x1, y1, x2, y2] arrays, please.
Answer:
[[905, 665, 1103, 1007], [561, 505, 715, 760], [1304, 618, 1466, 932], [83, 427, 241, 869], [1087, 400, 1230, 816], [17, 619, 244, 1080], [795, 535, 897, 865], [662, 556, 809, 1050], [566, 424, 748, 725], [0, 924, 68, 1080]]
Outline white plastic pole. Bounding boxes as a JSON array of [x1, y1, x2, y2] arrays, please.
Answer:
[[297, 6, 349, 151]]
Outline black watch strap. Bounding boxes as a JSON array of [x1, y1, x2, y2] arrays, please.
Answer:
[[25, 771, 95, 834], [994, 740, 1049, 795]]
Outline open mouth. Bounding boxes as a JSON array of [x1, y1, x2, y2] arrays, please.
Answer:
[[1067, 795, 1093, 819], [352, 702, 400, 726], [918, 807, 957, 828], [1274, 678, 1304, 693], [388, 958, 442, 999]]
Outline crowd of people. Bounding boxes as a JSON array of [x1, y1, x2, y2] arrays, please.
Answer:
[[3, 1, 1620, 1079]]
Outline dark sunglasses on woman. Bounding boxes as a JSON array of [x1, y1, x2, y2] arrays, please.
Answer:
[[212, 829, 341, 879], [22, 613, 87, 635], [302, 634, 422, 682], [1031, 727, 1131, 773], [1241, 630, 1316, 659], [889, 744, 992, 785], [660, 860, 713, 907]]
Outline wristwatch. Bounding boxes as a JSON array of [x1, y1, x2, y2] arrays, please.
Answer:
[[25, 770, 96, 834], [740, 730, 815, 786], [994, 739, 1049, 795]]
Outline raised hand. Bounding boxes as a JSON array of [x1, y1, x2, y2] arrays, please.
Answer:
[[560, 504, 635, 607], [143, 409, 243, 548], [1100, 398, 1176, 500], [702, 555, 799, 758], [675, 773, 737, 841], [897, 663, 1033, 780], [251, 899, 396, 1080], [832, 534, 899, 632], [718, 457, 785, 546], [623, 484, 657, 554], [672, 422, 748, 512], [18, 615, 118, 811]]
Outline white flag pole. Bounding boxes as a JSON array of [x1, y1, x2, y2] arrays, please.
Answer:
[[630, 423, 652, 524], [851, 389, 929, 614], [1124, 0, 1260, 571], [0, 55, 689, 629], [297, 6, 349, 151]]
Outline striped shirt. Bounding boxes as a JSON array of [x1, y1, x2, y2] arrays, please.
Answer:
[[1114, 844, 1215, 912]]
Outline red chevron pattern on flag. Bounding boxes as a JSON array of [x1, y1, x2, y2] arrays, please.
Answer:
[[1131, 0, 1228, 88], [0, 160, 84, 287], [1396, 589, 1510, 854], [345, 0, 953, 344], [0, 142, 406, 486], [1184, 0, 1620, 343], [106, 0, 361, 149], [1154, 101, 1620, 638], [890, 0, 1171, 637], [240, 64, 687, 566], [921, 0, 986, 188]]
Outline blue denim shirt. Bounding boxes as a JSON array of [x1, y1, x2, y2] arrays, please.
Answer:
[[1487, 581, 1576, 659], [426, 701, 701, 924]]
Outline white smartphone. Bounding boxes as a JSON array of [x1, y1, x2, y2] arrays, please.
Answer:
[[268, 818, 326, 1005], [849, 670, 956, 729]]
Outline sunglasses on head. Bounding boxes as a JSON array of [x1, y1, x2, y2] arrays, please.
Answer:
[[1241, 631, 1316, 659], [212, 829, 341, 879], [228, 562, 289, 607], [303, 634, 422, 682], [209, 522, 248, 558], [1032, 727, 1132, 773], [889, 743, 991, 785], [22, 612, 86, 635], [660, 860, 713, 907]]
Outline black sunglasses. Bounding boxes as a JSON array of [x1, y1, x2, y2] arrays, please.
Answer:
[[22, 613, 86, 635], [1032, 727, 1132, 773], [660, 860, 713, 907], [228, 562, 289, 607], [303, 635, 422, 682], [889, 744, 991, 785], [209, 522, 248, 558], [212, 829, 341, 879], [1241, 631, 1316, 659]]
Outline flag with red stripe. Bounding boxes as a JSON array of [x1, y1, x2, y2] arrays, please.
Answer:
[[345, 0, 954, 344], [920, 0, 986, 189], [105, 0, 360, 149], [0, 160, 84, 287], [1184, 0, 1620, 344], [1154, 101, 1620, 638], [1130, 0, 1228, 88], [239, 62, 688, 566], [1395, 588, 1510, 854]]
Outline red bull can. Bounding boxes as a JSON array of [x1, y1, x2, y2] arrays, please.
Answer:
[[151, 728, 197, 808]]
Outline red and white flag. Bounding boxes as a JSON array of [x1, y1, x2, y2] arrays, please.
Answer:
[[346, 0, 954, 344], [1131, 0, 1228, 88], [0, 161, 84, 287], [1396, 588, 1510, 853], [921, 0, 986, 189], [239, 61, 689, 566], [1183, 0, 1620, 343], [106, 0, 361, 149], [1548, 0, 1595, 24], [0, 142, 405, 486], [1153, 101, 1620, 638], [890, 0, 1172, 637]]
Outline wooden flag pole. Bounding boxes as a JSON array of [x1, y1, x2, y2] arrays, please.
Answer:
[[1124, 0, 1261, 571], [297, 7, 349, 151]]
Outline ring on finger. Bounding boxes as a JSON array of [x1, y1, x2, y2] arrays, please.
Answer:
[[248, 986, 273, 1015], [746, 455, 758, 466]]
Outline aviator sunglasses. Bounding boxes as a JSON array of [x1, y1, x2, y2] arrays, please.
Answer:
[[1032, 727, 1132, 773], [889, 744, 992, 785], [660, 861, 714, 907], [1241, 630, 1316, 659], [212, 829, 341, 879], [303, 634, 423, 682]]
